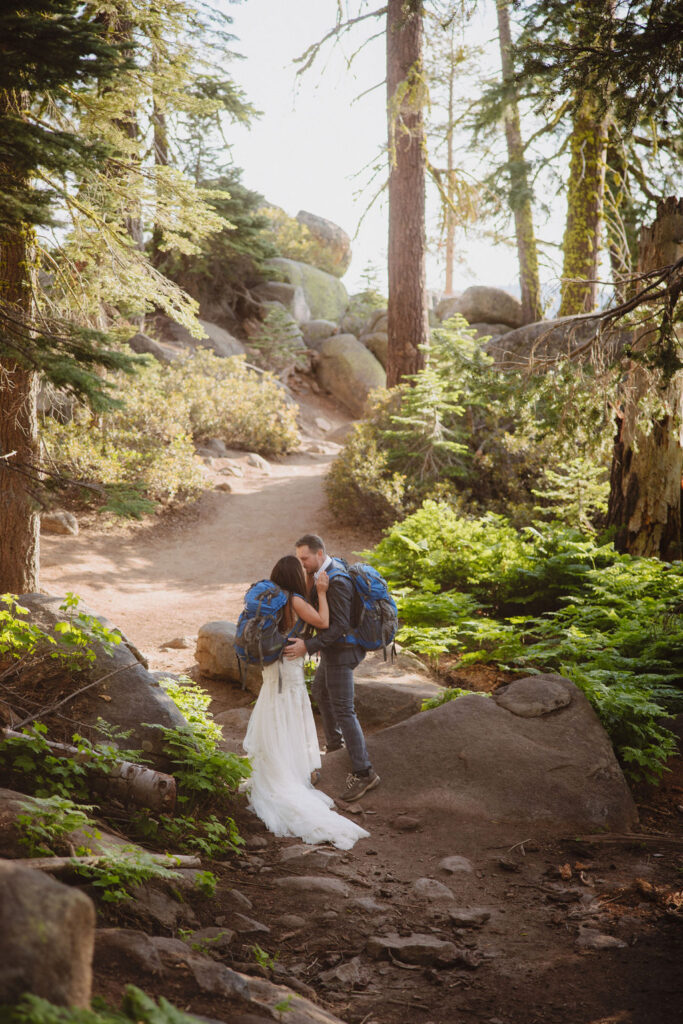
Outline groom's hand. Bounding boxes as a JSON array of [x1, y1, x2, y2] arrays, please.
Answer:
[[284, 637, 307, 659]]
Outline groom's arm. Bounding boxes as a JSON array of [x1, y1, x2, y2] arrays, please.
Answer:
[[304, 576, 352, 655]]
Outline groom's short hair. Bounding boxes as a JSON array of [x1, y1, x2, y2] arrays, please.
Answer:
[[295, 533, 325, 553]]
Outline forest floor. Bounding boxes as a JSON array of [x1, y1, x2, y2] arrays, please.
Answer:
[[40, 378, 683, 1024]]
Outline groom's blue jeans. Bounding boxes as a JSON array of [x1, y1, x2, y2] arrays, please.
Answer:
[[312, 650, 371, 775]]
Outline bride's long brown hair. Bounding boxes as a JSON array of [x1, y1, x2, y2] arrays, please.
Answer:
[[270, 555, 307, 598]]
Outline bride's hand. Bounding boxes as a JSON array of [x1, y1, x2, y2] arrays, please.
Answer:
[[315, 570, 329, 593]]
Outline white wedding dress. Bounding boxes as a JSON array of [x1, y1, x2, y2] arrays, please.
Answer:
[[243, 656, 369, 850]]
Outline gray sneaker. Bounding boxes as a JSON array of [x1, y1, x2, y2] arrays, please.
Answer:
[[340, 769, 380, 802]]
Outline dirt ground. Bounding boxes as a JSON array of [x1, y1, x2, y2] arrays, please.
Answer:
[[39, 381, 683, 1024]]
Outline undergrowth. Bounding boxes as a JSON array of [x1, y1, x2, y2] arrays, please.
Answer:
[[0, 597, 250, 902], [327, 316, 612, 529], [366, 502, 682, 782], [4, 985, 207, 1023], [42, 349, 299, 516]]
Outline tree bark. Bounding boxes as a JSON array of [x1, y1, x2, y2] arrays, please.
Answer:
[[607, 196, 683, 558], [0, 92, 40, 595], [557, 91, 609, 316], [496, 0, 542, 325], [386, 0, 430, 387]]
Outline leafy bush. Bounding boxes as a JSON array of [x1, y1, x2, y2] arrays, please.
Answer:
[[366, 503, 681, 781], [327, 316, 612, 529], [5, 985, 208, 1023], [42, 350, 299, 514], [247, 306, 308, 375], [325, 404, 406, 527]]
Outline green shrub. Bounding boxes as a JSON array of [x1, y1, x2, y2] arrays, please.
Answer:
[[5, 984, 208, 1023], [247, 306, 308, 375], [42, 350, 299, 515], [326, 316, 612, 529], [366, 505, 681, 782], [324, 411, 406, 528]]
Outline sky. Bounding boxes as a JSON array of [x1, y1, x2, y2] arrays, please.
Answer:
[[225, 0, 536, 297]]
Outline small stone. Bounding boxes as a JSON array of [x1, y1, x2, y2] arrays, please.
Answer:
[[576, 927, 627, 951], [246, 835, 268, 850], [274, 876, 350, 898], [413, 878, 455, 902], [439, 856, 474, 874], [215, 482, 232, 492], [366, 932, 461, 967], [393, 815, 421, 831], [247, 452, 271, 472], [226, 888, 253, 911], [278, 914, 307, 930], [319, 955, 371, 988], [315, 416, 332, 431], [231, 913, 270, 934], [279, 844, 339, 871], [221, 464, 244, 477], [498, 856, 521, 872], [448, 907, 492, 928], [160, 636, 194, 650]]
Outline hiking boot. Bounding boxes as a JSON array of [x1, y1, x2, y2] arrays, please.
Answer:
[[339, 769, 380, 802], [310, 769, 321, 787], [322, 739, 344, 754]]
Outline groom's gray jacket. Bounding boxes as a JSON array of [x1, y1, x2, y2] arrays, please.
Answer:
[[304, 561, 362, 666]]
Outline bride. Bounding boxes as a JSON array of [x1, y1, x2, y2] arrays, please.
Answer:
[[243, 555, 369, 850]]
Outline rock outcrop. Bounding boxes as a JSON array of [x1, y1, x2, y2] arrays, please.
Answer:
[[296, 210, 352, 278], [15, 594, 188, 762], [0, 861, 96, 1008], [315, 334, 385, 418], [320, 674, 639, 833], [155, 316, 246, 358], [264, 258, 349, 322], [437, 286, 524, 329]]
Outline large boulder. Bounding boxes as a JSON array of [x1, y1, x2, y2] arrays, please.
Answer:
[[126, 331, 178, 364], [251, 281, 312, 324], [484, 316, 631, 369], [295, 210, 352, 278], [264, 258, 349, 322], [437, 286, 524, 329], [14, 594, 188, 763], [319, 674, 638, 833], [301, 319, 339, 348], [196, 621, 263, 696], [0, 861, 95, 1007], [354, 651, 442, 728], [316, 334, 386, 418], [360, 330, 388, 368], [155, 316, 246, 358]]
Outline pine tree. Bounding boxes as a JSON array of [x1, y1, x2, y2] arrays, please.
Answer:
[[0, 0, 133, 593]]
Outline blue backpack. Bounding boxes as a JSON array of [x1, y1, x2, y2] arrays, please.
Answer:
[[327, 560, 398, 658], [234, 581, 298, 687]]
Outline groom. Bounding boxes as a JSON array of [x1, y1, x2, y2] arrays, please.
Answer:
[[284, 532, 380, 802]]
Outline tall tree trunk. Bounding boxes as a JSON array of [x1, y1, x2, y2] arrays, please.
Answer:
[[607, 196, 683, 558], [444, 57, 455, 297], [496, 0, 542, 324], [386, 0, 429, 388], [0, 95, 40, 593], [557, 91, 609, 315], [150, 87, 169, 267]]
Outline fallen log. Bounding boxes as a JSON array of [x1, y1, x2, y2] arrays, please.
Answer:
[[1, 853, 201, 877], [1, 728, 176, 813]]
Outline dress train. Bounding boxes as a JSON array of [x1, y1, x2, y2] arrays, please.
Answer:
[[243, 657, 369, 851]]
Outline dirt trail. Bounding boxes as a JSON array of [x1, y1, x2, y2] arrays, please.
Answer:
[[40, 389, 376, 672], [37, 382, 683, 1024]]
